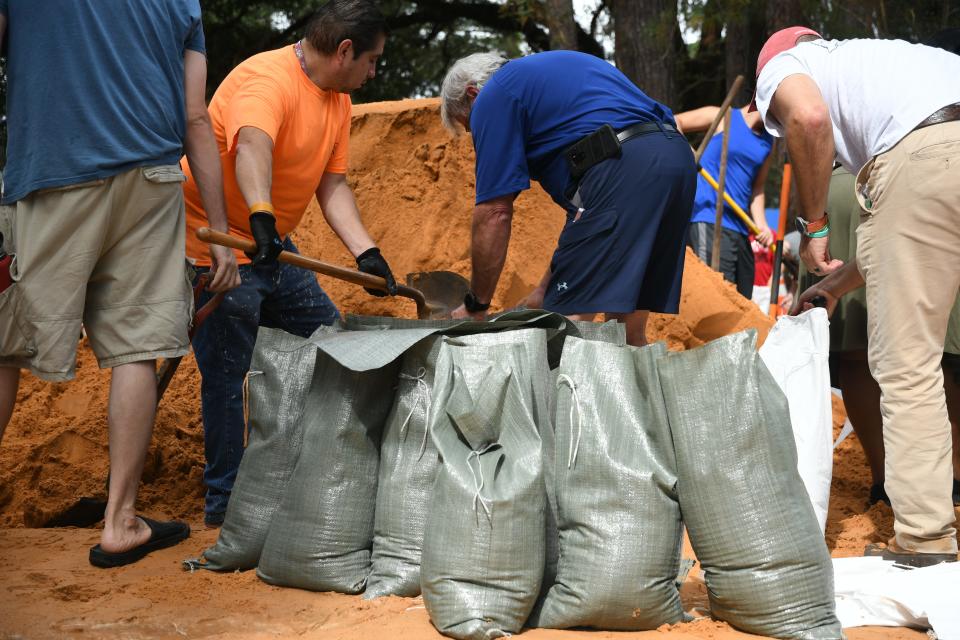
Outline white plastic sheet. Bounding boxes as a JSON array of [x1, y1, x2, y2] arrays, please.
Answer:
[[758, 308, 833, 534], [833, 556, 960, 637]]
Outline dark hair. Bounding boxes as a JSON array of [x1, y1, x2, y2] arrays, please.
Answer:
[[795, 34, 820, 45], [305, 0, 387, 59]]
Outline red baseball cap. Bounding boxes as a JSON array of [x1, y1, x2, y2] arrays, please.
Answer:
[[749, 26, 822, 111]]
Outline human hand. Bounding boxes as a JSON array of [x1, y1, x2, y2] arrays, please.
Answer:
[[207, 245, 241, 292], [450, 303, 487, 321], [791, 281, 839, 317], [516, 286, 546, 310], [799, 233, 843, 276], [246, 212, 283, 266], [355, 247, 398, 297], [755, 226, 774, 248]]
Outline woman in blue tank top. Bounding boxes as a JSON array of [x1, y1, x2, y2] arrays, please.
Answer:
[[675, 106, 774, 298]]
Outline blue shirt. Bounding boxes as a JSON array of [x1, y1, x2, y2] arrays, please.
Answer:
[[469, 51, 675, 208], [0, 0, 205, 203], [690, 109, 772, 235]]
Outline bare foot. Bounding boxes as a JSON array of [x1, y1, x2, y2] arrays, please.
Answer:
[[100, 514, 151, 554]]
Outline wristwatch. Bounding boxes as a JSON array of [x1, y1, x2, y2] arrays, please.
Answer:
[[795, 212, 830, 238], [463, 291, 491, 313]]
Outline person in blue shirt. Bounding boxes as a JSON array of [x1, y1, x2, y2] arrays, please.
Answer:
[[0, 0, 239, 567], [440, 51, 696, 346], [674, 105, 775, 298]]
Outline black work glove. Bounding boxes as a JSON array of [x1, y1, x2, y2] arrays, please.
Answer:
[[245, 211, 284, 266], [355, 247, 398, 297]]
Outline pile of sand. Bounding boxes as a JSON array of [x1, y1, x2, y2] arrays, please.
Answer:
[[0, 97, 931, 640], [0, 98, 777, 528]]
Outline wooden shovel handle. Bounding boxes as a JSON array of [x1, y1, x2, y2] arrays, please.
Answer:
[[195, 227, 428, 315]]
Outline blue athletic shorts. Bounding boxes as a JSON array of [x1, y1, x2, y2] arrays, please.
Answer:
[[543, 129, 696, 315]]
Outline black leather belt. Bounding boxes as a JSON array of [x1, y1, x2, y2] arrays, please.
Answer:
[[915, 103, 960, 131], [616, 121, 678, 143]]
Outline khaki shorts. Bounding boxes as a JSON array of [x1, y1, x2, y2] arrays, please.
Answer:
[[0, 165, 193, 381]]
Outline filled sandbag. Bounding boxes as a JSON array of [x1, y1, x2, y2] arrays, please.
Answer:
[[366, 320, 619, 600], [185, 327, 319, 572], [421, 332, 546, 640], [531, 337, 684, 630], [758, 308, 833, 534], [255, 349, 400, 593], [364, 335, 444, 599], [656, 330, 841, 639]]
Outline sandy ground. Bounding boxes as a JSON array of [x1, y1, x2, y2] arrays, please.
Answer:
[[0, 99, 943, 639]]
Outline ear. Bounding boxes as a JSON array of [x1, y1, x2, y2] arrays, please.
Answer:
[[336, 39, 353, 62], [466, 85, 480, 99]]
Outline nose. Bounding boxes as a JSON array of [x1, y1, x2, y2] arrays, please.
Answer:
[[368, 65, 376, 80]]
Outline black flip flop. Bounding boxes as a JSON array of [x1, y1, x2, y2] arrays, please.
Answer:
[[89, 517, 190, 568], [864, 542, 957, 568]]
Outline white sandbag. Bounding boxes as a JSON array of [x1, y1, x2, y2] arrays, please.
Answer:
[[759, 308, 833, 533], [833, 556, 960, 638]]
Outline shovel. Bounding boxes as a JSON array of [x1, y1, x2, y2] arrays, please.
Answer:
[[195, 228, 468, 319]]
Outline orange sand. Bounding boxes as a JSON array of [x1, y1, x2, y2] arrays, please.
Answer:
[[0, 99, 931, 639]]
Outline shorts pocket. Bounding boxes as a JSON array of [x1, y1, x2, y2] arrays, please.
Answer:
[[910, 138, 960, 162], [0, 284, 36, 360], [556, 207, 618, 251], [142, 165, 187, 184]]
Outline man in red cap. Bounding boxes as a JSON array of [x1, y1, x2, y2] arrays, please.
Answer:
[[756, 27, 960, 566]]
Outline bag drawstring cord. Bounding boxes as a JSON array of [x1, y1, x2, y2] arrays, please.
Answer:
[[557, 374, 582, 469], [466, 442, 500, 520], [398, 367, 432, 459]]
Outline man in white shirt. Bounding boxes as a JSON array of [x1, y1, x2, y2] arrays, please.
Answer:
[[756, 26, 960, 566]]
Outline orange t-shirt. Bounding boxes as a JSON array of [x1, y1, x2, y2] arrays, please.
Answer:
[[182, 45, 352, 266]]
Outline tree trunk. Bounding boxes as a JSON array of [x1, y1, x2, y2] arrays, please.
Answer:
[[765, 0, 805, 33], [725, 0, 765, 106], [543, 0, 578, 50], [610, 0, 681, 106]]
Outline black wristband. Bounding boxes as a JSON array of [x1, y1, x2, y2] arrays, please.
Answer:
[[463, 291, 491, 313]]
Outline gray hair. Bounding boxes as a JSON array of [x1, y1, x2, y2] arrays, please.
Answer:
[[440, 52, 508, 134]]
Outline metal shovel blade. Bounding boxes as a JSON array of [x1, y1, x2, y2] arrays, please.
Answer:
[[405, 270, 470, 319]]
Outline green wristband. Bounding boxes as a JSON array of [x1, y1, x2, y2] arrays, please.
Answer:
[[806, 224, 830, 238]]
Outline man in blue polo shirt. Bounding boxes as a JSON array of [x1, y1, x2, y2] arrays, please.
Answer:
[[440, 51, 696, 345]]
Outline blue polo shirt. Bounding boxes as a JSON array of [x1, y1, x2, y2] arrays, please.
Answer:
[[690, 109, 773, 235], [0, 0, 206, 203], [469, 51, 675, 208]]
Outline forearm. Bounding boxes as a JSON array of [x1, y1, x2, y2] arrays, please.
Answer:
[[317, 174, 376, 257], [234, 130, 274, 211], [749, 192, 768, 230], [820, 261, 865, 298], [535, 266, 551, 291], [184, 116, 229, 232], [786, 130, 832, 221], [470, 201, 514, 303], [674, 106, 720, 134]]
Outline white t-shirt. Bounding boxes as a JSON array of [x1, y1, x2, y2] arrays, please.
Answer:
[[755, 38, 960, 173]]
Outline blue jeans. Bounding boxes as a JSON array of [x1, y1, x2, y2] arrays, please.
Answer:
[[192, 238, 340, 520]]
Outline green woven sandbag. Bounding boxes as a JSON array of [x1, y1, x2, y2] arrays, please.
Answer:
[[186, 327, 319, 572], [364, 334, 446, 599], [255, 348, 400, 593], [421, 333, 546, 640], [656, 330, 841, 639], [532, 337, 684, 630]]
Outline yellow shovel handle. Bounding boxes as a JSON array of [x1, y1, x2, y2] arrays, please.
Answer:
[[698, 167, 762, 236]]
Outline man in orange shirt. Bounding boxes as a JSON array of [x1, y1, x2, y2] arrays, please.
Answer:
[[182, 0, 396, 526]]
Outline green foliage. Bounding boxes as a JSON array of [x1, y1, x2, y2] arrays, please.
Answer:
[[352, 1, 533, 102]]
